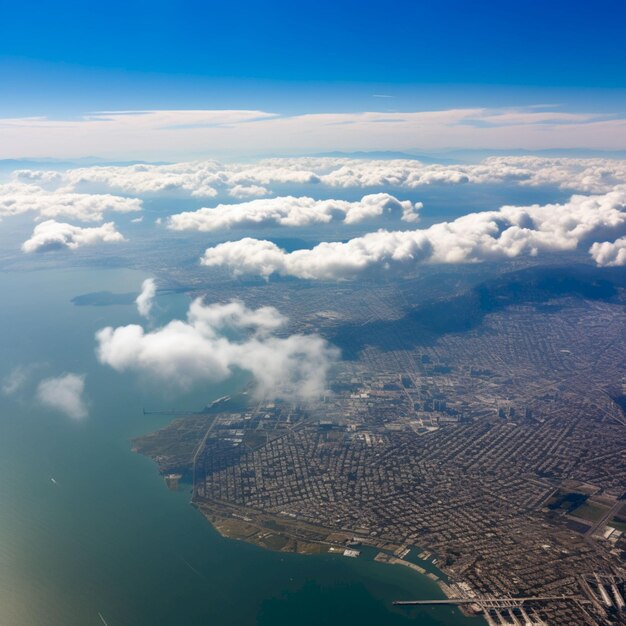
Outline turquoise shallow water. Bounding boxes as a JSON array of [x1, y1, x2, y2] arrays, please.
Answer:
[[0, 266, 482, 626]]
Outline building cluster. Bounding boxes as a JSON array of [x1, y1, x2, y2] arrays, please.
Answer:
[[137, 266, 626, 625]]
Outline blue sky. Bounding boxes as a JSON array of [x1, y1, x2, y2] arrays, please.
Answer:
[[2, 0, 626, 110], [1, 0, 626, 157]]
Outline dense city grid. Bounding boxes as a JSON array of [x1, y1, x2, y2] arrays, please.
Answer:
[[136, 264, 626, 625]]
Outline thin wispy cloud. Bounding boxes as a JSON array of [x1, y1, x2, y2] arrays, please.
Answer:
[[2, 365, 38, 396], [1, 106, 624, 160]]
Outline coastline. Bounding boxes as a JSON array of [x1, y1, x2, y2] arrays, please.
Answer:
[[132, 424, 477, 614], [130, 393, 489, 622], [191, 495, 481, 615]]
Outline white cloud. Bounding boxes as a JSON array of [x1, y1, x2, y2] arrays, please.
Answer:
[[589, 236, 626, 266], [201, 234, 432, 280], [1, 107, 625, 160], [250, 155, 626, 194], [2, 365, 32, 396], [16, 163, 222, 198], [307, 156, 626, 194], [21, 220, 125, 253], [224, 164, 322, 186], [14, 160, 321, 199], [0, 181, 142, 221], [200, 187, 626, 279], [167, 193, 420, 232], [482, 156, 626, 193], [136, 278, 157, 317], [37, 373, 88, 419], [96, 299, 339, 401], [228, 184, 270, 199], [17, 156, 626, 203]]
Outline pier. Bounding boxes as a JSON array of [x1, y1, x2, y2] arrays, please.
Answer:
[[393, 595, 584, 607], [393, 595, 588, 625]]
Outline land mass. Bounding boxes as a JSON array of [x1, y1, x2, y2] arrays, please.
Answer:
[[134, 264, 626, 626]]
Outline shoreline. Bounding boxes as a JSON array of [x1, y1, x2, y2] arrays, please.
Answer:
[[131, 411, 483, 617], [189, 490, 477, 612], [130, 405, 485, 621]]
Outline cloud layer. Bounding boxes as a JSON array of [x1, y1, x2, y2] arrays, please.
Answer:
[[1, 107, 626, 159], [0, 181, 142, 221], [314, 156, 626, 194], [200, 187, 626, 279], [96, 298, 339, 400], [37, 373, 88, 419], [15, 156, 626, 204], [167, 193, 420, 232], [7, 156, 626, 269], [21, 220, 125, 252]]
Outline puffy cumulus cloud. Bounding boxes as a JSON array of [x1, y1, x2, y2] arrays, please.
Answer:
[[167, 193, 420, 232], [0, 181, 142, 221], [21, 220, 125, 253], [37, 373, 88, 419], [318, 159, 479, 188], [16, 155, 626, 201], [312, 156, 626, 194], [481, 156, 626, 194], [136, 278, 157, 317], [224, 164, 321, 187], [258, 155, 626, 194], [95, 298, 339, 401], [16, 162, 223, 198], [201, 188, 626, 279], [14, 160, 320, 200], [228, 185, 270, 199], [201, 235, 432, 280], [589, 236, 626, 267]]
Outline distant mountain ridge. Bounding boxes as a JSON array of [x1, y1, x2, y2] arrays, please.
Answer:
[[331, 264, 626, 357]]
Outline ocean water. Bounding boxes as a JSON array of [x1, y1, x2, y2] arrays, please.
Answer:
[[0, 266, 482, 626]]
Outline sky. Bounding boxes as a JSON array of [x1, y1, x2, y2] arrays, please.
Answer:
[[3, 1, 626, 394], [1, 0, 626, 158]]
